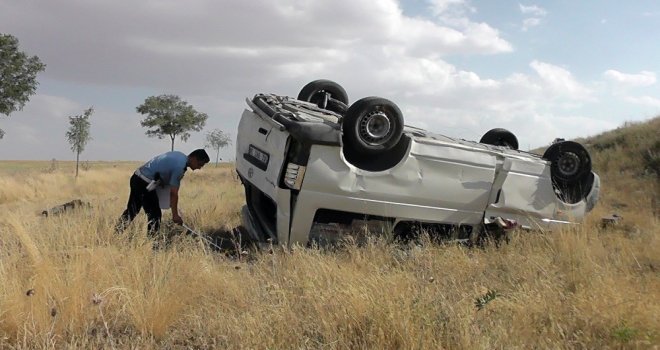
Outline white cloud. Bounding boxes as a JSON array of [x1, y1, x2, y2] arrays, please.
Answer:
[[624, 95, 660, 108], [428, 0, 468, 16], [519, 4, 547, 16], [522, 17, 542, 31], [0, 0, 512, 94], [519, 4, 547, 31], [0, 0, 652, 160], [530, 61, 592, 100], [603, 70, 657, 87], [517, 114, 618, 149], [0, 95, 82, 159], [22, 94, 81, 120]]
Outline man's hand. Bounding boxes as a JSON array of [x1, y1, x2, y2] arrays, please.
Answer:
[[170, 186, 182, 224]]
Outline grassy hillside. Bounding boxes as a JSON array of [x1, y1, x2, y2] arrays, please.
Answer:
[[584, 117, 660, 220], [531, 116, 659, 224], [0, 119, 658, 349]]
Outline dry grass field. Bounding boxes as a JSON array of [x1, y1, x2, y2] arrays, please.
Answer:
[[0, 118, 658, 349]]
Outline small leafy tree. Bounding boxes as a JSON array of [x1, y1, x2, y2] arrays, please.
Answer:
[[66, 107, 93, 177], [0, 34, 46, 139], [137, 94, 208, 151], [205, 129, 232, 167]]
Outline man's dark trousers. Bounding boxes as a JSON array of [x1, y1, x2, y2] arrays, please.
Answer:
[[117, 174, 162, 235]]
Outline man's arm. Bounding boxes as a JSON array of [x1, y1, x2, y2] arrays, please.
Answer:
[[170, 186, 182, 224]]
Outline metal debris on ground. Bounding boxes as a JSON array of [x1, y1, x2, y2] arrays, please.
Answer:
[[600, 214, 622, 228], [41, 199, 91, 217]]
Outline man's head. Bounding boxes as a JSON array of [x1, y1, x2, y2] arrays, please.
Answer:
[[187, 149, 210, 170]]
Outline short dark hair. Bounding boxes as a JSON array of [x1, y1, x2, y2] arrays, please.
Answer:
[[189, 149, 210, 163]]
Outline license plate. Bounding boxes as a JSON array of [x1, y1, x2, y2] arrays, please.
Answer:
[[246, 145, 269, 170]]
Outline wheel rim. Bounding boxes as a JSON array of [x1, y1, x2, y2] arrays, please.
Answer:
[[557, 152, 580, 177], [358, 111, 392, 145]]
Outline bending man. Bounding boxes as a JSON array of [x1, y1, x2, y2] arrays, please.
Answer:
[[116, 149, 210, 235]]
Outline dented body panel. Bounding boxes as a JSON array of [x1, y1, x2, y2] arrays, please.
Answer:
[[236, 94, 600, 247]]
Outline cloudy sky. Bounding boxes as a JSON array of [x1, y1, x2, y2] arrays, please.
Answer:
[[1, 0, 659, 161]]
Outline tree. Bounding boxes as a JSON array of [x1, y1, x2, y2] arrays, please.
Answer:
[[205, 129, 232, 167], [0, 34, 46, 139], [137, 94, 208, 151], [66, 107, 93, 177]]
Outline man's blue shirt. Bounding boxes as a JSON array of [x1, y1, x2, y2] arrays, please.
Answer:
[[138, 151, 187, 187]]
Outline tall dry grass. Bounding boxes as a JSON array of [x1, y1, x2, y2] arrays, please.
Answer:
[[0, 139, 658, 349]]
